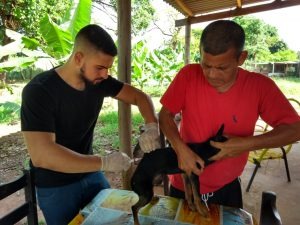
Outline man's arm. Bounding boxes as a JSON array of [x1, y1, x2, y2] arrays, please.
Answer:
[[159, 106, 204, 175], [23, 131, 102, 173], [115, 84, 161, 152], [23, 131, 130, 173], [114, 83, 157, 123], [210, 121, 300, 160]]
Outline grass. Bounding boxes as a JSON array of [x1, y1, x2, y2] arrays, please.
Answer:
[[272, 76, 300, 98], [93, 110, 144, 155], [0, 77, 299, 154]]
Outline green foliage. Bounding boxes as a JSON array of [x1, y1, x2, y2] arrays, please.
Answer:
[[130, 40, 184, 89], [0, 0, 72, 41], [2, 2, 299, 88], [0, 83, 14, 94], [159, 26, 203, 64], [132, 41, 150, 89], [142, 85, 167, 97], [37, 0, 92, 59], [0, 56, 37, 73], [269, 40, 287, 54], [21, 36, 40, 50], [234, 16, 270, 61], [264, 24, 287, 53], [93, 111, 144, 155], [108, 0, 155, 36], [0, 29, 41, 67], [190, 29, 203, 62], [233, 16, 298, 62], [161, 16, 299, 67], [149, 44, 184, 84], [131, 0, 155, 35], [39, 15, 73, 59], [68, 0, 92, 39], [0, 0, 92, 72], [0, 101, 20, 124], [94, 111, 119, 154], [272, 50, 298, 62]]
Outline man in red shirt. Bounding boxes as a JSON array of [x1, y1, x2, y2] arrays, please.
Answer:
[[159, 20, 300, 208]]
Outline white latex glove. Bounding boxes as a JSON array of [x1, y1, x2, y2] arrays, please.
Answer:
[[138, 122, 161, 153], [101, 152, 131, 172]]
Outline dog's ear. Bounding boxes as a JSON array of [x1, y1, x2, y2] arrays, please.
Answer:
[[214, 124, 227, 142], [216, 124, 224, 136]]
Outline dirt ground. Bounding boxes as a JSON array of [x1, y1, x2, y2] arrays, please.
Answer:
[[0, 123, 123, 224], [1, 123, 300, 225]]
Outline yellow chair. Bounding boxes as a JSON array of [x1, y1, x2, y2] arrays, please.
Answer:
[[246, 98, 300, 192]]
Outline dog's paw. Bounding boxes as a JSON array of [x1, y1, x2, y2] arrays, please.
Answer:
[[187, 201, 196, 212], [196, 203, 209, 218]]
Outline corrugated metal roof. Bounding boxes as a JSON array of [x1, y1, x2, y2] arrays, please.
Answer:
[[163, 0, 300, 26], [163, 0, 299, 16]]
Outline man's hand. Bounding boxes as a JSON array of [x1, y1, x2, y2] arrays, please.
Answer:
[[101, 152, 131, 172], [176, 143, 205, 176], [209, 136, 250, 161], [138, 122, 161, 152]]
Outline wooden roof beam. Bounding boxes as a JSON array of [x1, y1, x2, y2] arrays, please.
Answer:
[[175, 0, 194, 16], [237, 0, 242, 8], [175, 0, 300, 27]]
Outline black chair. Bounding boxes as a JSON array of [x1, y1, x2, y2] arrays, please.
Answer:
[[260, 191, 283, 225], [0, 169, 38, 225]]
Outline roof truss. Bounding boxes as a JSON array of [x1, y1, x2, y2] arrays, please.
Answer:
[[163, 0, 300, 26]]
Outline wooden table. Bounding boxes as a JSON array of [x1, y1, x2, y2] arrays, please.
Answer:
[[69, 188, 257, 225]]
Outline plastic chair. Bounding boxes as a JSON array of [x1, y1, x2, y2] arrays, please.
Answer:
[[246, 98, 300, 192], [260, 191, 283, 225], [0, 169, 38, 225]]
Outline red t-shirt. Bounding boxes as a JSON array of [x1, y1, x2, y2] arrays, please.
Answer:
[[160, 64, 300, 194]]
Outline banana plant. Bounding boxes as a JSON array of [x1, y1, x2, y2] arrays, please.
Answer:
[[0, 0, 92, 73], [38, 0, 92, 59], [131, 40, 152, 89], [148, 44, 184, 86], [0, 29, 43, 72]]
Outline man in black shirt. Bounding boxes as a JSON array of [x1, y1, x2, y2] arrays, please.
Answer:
[[21, 24, 160, 224]]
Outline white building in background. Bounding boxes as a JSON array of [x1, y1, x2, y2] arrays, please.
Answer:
[[252, 61, 300, 77]]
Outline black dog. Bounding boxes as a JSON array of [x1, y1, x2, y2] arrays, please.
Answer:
[[131, 124, 227, 225]]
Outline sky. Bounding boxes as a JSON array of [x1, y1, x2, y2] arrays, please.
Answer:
[[94, 1, 300, 52], [247, 5, 300, 52], [150, 1, 300, 52]]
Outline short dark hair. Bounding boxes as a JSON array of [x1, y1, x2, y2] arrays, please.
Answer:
[[75, 24, 117, 56], [200, 20, 245, 56]]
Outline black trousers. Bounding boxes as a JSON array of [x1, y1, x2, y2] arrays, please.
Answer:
[[169, 177, 243, 209]]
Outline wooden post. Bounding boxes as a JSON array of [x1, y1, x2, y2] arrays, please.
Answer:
[[117, 0, 132, 190], [184, 22, 191, 65]]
